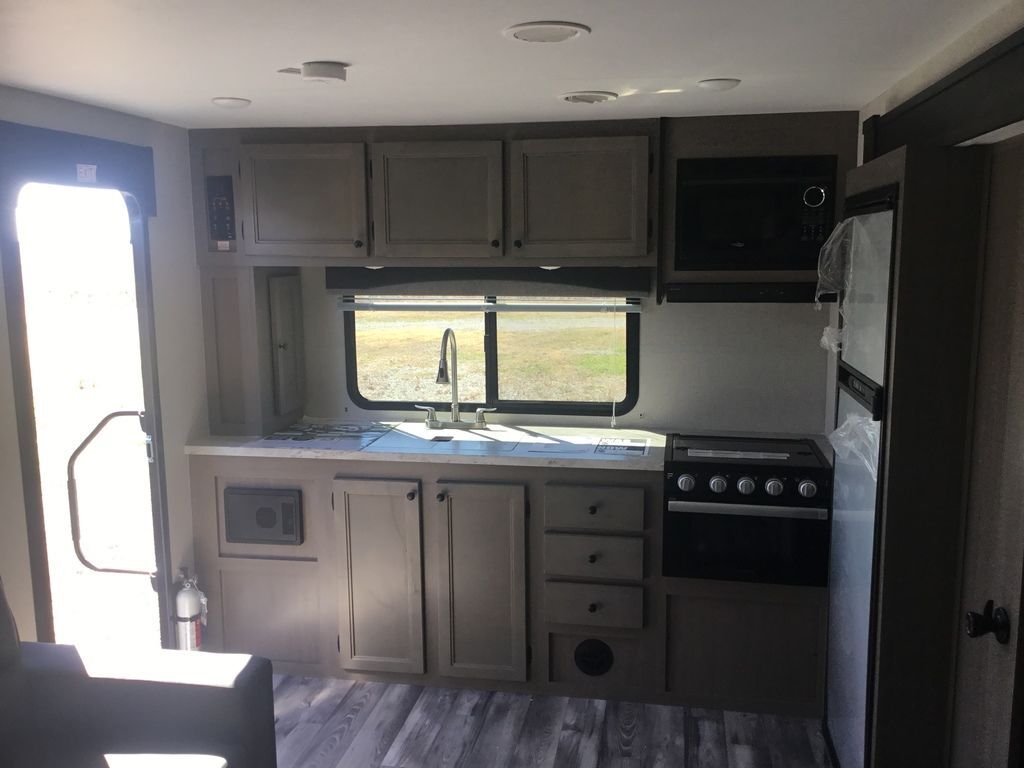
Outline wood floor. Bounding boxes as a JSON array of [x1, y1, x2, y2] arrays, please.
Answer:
[[273, 675, 832, 768]]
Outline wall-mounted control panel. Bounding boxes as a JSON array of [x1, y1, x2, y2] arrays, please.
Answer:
[[205, 175, 236, 250], [224, 487, 303, 545]]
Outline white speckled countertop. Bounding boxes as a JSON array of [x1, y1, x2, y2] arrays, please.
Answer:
[[185, 422, 667, 472]]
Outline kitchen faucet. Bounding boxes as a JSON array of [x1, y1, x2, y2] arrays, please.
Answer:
[[414, 327, 495, 429], [435, 327, 460, 423]]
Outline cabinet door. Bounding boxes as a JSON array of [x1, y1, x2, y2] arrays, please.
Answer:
[[335, 478, 424, 674], [371, 141, 503, 258], [268, 275, 305, 416], [666, 585, 825, 716], [241, 143, 367, 258], [435, 481, 526, 681], [509, 137, 649, 260]]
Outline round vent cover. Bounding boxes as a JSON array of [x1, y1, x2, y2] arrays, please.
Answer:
[[561, 90, 618, 105], [504, 21, 591, 43], [574, 638, 615, 676]]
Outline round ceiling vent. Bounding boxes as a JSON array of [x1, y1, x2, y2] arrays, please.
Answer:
[[561, 90, 618, 104], [210, 97, 252, 109], [504, 21, 591, 43], [277, 61, 349, 83], [697, 78, 741, 92]]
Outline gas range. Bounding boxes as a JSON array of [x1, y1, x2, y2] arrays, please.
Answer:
[[664, 434, 831, 508], [662, 434, 833, 586]]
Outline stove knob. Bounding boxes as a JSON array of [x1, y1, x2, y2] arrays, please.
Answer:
[[676, 474, 696, 492], [798, 480, 818, 499], [765, 478, 784, 497], [709, 475, 728, 494], [737, 477, 756, 495]]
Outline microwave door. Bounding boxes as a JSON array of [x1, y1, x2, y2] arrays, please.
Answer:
[[839, 208, 895, 386]]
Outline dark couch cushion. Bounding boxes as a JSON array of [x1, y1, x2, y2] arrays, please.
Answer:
[[0, 577, 21, 670], [18, 642, 276, 768]]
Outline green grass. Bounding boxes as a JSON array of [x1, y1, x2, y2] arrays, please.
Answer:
[[354, 311, 626, 403]]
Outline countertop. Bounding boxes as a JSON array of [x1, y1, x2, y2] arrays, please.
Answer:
[[185, 422, 668, 472]]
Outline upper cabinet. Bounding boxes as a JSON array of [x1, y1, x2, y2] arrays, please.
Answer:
[[371, 141, 503, 258], [191, 126, 659, 267], [508, 136, 650, 261], [240, 143, 368, 259]]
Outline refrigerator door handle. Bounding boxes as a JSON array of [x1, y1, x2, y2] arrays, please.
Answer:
[[838, 361, 885, 420]]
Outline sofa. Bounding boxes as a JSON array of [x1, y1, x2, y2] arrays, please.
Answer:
[[0, 579, 277, 767]]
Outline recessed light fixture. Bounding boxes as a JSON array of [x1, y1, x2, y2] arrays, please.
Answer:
[[697, 78, 741, 92], [561, 90, 618, 104], [210, 97, 252, 109], [504, 21, 591, 43], [278, 61, 349, 83], [654, 88, 684, 94]]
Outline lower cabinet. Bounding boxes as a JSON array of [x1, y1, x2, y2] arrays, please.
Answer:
[[435, 481, 527, 681], [334, 478, 425, 674], [666, 583, 825, 716], [218, 560, 323, 665]]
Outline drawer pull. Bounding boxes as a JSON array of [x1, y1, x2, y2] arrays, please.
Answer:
[[588, 602, 599, 613], [588, 505, 598, 515], [406, 490, 417, 501], [437, 492, 447, 503], [587, 554, 598, 564]]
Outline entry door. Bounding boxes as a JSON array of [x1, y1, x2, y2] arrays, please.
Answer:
[[10, 182, 168, 650], [951, 135, 1024, 767]]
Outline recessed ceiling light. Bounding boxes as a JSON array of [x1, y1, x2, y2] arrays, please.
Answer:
[[562, 90, 618, 105], [697, 78, 741, 92], [504, 21, 591, 43], [277, 61, 349, 83], [210, 97, 252, 109]]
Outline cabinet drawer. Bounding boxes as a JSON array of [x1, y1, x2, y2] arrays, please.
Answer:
[[544, 534, 643, 582], [545, 484, 644, 533], [544, 582, 643, 629]]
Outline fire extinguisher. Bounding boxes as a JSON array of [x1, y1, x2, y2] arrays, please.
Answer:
[[175, 568, 208, 651]]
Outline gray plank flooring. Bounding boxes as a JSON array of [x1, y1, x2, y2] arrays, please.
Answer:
[[273, 675, 831, 768]]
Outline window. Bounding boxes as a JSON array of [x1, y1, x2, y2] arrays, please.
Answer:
[[343, 296, 639, 415]]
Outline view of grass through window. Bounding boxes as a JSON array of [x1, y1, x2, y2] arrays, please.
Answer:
[[352, 297, 629, 406]]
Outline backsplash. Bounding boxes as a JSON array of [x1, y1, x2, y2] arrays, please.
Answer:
[[299, 268, 831, 435]]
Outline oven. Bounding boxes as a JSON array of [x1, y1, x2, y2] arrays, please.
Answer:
[[662, 435, 832, 587]]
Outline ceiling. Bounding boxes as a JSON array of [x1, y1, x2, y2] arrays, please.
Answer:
[[0, 0, 1007, 129]]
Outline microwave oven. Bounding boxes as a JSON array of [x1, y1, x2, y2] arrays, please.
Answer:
[[674, 155, 837, 272]]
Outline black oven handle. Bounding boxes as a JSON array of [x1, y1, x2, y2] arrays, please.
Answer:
[[666, 500, 828, 520]]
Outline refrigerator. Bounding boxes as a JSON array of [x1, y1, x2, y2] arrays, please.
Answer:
[[819, 146, 986, 768], [824, 198, 895, 768]]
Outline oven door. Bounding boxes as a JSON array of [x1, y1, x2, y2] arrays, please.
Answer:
[[663, 501, 829, 586]]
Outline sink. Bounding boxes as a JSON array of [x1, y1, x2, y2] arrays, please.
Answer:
[[361, 421, 523, 454]]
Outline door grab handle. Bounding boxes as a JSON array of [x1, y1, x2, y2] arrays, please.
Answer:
[[67, 410, 155, 577], [966, 600, 1011, 644]]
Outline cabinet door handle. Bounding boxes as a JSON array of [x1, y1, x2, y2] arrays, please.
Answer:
[[490, 239, 500, 248], [406, 490, 417, 501], [437, 492, 447, 503], [354, 239, 364, 248], [513, 239, 523, 248], [587, 554, 598, 564], [588, 505, 598, 515], [587, 602, 599, 613]]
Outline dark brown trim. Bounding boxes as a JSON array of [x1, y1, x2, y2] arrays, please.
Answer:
[[863, 25, 1024, 160]]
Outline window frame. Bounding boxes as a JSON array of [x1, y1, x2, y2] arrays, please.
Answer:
[[342, 297, 640, 417]]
